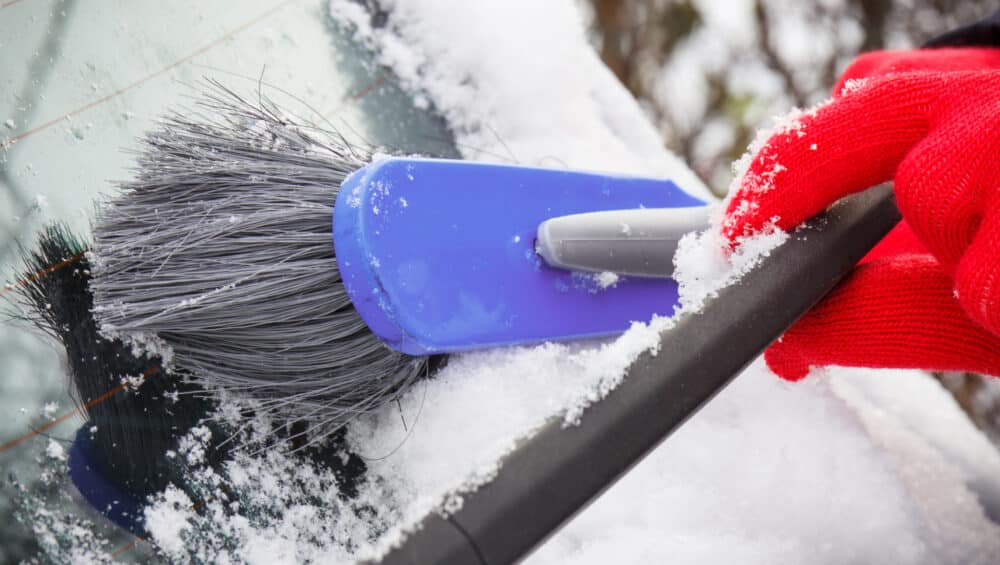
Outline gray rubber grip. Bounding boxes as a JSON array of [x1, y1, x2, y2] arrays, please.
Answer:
[[535, 207, 711, 278]]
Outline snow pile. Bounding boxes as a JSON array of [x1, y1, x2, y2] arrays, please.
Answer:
[[145, 417, 398, 564], [673, 218, 788, 311], [137, 1, 1000, 563], [329, 0, 712, 202]]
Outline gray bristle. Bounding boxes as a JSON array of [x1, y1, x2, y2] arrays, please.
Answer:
[[89, 81, 429, 441]]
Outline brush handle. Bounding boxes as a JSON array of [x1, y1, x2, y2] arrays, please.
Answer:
[[373, 185, 900, 565], [536, 207, 711, 278]]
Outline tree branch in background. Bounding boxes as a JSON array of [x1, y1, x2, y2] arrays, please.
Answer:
[[754, 0, 808, 108]]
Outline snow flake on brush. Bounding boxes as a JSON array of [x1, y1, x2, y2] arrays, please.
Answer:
[[106, 327, 175, 369], [119, 372, 146, 392], [345, 183, 364, 208], [569, 271, 621, 294], [594, 271, 620, 290], [176, 425, 213, 466]]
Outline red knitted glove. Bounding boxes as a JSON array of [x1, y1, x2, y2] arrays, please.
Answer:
[[722, 47, 1000, 380]]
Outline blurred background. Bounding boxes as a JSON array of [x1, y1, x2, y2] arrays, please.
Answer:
[[582, 0, 994, 194], [1, 0, 998, 562]]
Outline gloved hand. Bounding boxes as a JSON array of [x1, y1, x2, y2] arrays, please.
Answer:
[[721, 47, 1000, 380]]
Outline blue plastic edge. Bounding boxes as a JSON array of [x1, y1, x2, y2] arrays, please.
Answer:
[[68, 425, 147, 537], [334, 161, 407, 348]]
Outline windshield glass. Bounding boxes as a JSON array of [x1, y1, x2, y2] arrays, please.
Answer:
[[0, 0, 456, 560]]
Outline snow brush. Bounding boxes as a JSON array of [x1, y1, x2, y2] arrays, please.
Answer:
[[9, 86, 707, 537], [85, 85, 710, 442]]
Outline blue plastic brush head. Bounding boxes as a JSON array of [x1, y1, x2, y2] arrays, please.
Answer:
[[333, 158, 707, 355]]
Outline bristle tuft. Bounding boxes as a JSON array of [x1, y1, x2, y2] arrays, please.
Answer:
[[89, 83, 431, 441], [15, 224, 212, 498]]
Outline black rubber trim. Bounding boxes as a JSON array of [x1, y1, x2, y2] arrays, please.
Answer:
[[377, 511, 485, 565]]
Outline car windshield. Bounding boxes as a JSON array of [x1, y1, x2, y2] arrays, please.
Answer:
[[0, 1, 455, 560], [11, 2, 1000, 564]]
